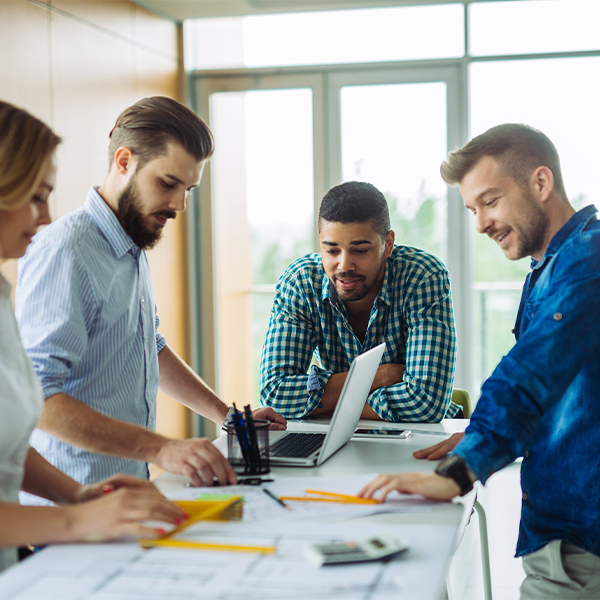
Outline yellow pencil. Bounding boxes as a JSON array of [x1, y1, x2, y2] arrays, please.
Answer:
[[140, 538, 277, 554], [304, 489, 379, 504], [279, 495, 378, 505]]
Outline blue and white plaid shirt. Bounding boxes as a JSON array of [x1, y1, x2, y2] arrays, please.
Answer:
[[16, 187, 165, 500], [259, 245, 458, 421]]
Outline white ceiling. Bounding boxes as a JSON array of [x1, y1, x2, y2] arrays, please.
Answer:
[[130, 0, 457, 22]]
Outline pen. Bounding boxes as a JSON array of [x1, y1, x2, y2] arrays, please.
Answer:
[[231, 403, 251, 468], [244, 404, 261, 470], [263, 487, 290, 510]]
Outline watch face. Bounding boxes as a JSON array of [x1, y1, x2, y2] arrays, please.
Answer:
[[437, 454, 461, 475]]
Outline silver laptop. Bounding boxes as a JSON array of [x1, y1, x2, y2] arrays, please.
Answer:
[[268, 343, 386, 467]]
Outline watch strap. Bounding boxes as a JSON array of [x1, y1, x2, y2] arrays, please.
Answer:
[[435, 454, 474, 496]]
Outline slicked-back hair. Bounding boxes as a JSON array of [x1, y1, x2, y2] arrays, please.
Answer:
[[0, 101, 61, 211], [440, 123, 567, 200], [319, 181, 391, 239], [108, 96, 214, 169]]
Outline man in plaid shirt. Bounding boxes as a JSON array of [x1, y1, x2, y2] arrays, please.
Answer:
[[259, 181, 458, 422]]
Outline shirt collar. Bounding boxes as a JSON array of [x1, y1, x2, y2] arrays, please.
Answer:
[[83, 186, 138, 258], [321, 257, 392, 307], [530, 204, 597, 269]]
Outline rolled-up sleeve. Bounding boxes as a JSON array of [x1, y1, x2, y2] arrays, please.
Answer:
[[16, 244, 95, 400], [259, 274, 324, 418], [368, 269, 457, 422]]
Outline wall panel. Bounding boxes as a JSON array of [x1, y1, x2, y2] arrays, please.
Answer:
[[0, 0, 190, 441]]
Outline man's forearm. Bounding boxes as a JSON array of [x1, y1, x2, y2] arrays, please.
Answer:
[[310, 363, 405, 417], [157, 344, 228, 425], [38, 393, 170, 465]]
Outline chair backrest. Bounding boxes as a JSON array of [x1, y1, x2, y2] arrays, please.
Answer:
[[451, 388, 472, 418]]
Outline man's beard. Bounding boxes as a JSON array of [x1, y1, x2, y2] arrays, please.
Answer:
[[116, 178, 175, 250]]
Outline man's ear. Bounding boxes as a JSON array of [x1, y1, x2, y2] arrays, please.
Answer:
[[532, 166, 554, 202], [113, 146, 136, 176], [384, 230, 395, 257]]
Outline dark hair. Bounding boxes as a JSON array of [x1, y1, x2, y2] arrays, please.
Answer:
[[440, 123, 567, 200], [108, 96, 214, 168], [319, 181, 390, 239]]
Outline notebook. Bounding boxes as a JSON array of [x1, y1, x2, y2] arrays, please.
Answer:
[[268, 343, 386, 467]]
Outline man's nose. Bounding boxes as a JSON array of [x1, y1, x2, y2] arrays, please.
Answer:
[[476, 211, 492, 235], [169, 191, 187, 213], [338, 251, 355, 272]]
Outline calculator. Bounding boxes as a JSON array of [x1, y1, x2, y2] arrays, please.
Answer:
[[303, 533, 409, 566]]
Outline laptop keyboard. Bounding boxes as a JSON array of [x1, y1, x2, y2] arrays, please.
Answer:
[[270, 433, 326, 458]]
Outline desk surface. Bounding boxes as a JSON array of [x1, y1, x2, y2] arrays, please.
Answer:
[[0, 419, 470, 600]]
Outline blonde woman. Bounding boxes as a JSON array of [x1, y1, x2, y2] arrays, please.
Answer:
[[0, 101, 185, 572]]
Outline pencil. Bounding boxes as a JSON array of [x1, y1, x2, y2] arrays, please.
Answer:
[[263, 487, 291, 510], [304, 489, 379, 504], [279, 496, 378, 505], [140, 538, 277, 553]]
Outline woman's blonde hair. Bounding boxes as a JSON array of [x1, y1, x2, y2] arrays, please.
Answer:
[[0, 101, 61, 211]]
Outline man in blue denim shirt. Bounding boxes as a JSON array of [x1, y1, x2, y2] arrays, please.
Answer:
[[359, 124, 600, 599]]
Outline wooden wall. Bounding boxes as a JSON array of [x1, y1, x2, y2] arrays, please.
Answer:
[[0, 0, 191, 440]]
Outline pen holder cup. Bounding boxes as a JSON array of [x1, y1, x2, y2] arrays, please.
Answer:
[[225, 419, 270, 475]]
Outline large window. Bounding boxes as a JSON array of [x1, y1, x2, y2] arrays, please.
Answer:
[[186, 1, 600, 421]]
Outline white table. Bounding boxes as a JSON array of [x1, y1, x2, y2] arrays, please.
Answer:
[[0, 419, 477, 600]]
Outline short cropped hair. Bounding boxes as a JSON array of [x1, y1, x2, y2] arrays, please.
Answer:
[[319, 181, 391, 239], [0, 101, 61, 211], [440, 123, 567, 200], [108, 96, 214, 169]]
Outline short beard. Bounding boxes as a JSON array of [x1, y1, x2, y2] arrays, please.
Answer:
[[512, 188, 550, 260], [116, 178, 173, 250]]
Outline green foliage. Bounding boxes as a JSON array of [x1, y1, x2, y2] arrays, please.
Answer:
[[385, 189, 446, 262]]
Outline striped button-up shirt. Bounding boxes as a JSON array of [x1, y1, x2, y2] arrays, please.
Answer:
[[259, 245, 458, 421], [16, 187, 166, 498]]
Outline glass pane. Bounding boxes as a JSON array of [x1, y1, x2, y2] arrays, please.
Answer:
[[469, 56, 600, 391], [340, 82, 448, 263], [210, 88, 314, 404], [470, 0, 600, 56], [186, 4, 464, 70]]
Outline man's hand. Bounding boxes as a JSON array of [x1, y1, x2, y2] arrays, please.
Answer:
[[413, 432, 464, 460], [357, 472, 461, 502], [74, 474, 165, 504], [252, 407, 287, 430], [153, 438, 237, 486]]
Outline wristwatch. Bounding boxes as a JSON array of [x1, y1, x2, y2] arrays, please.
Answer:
[[434, 454, 474, 496]]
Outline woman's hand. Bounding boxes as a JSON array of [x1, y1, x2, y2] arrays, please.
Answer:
[[65, 487, 187, 541]]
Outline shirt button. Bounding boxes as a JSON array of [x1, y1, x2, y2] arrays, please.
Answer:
[[141, 296, 145, 303], [525, 451, 529, 458], [522, 492, 528, 501], [553, 313, 562, 321]]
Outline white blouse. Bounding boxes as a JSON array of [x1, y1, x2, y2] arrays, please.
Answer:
[[0, 273, 43, 572]]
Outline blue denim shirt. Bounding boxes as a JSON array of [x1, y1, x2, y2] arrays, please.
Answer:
[[455, 205, 600, 558]]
